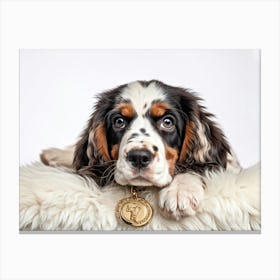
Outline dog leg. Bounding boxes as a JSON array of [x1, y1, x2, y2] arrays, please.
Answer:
[[40, 145, 75, 168], [158, 173, 204, 220]]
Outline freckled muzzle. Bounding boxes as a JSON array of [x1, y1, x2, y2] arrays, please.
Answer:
[[115, 136, 173, 188], [114, 108, 174, 187]]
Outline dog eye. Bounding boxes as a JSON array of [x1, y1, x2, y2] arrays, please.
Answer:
[[160, 116, 175, 131], [113, 117, 127, 129]]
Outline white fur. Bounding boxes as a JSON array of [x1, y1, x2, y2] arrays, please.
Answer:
[[120, 81, 165, 112], [20, 162, 260, 231]]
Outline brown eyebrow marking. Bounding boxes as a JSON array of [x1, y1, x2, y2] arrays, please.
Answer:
[[117, 103, 135, 118], [150, 102, 170, 117]]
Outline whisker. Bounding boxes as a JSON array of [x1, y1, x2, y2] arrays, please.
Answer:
[[102, 164, 116, 176], [91, 160, 117, 167], [100, 165, 115, 179], [106, 170, 116, 185], [100, 165, 116, 185]]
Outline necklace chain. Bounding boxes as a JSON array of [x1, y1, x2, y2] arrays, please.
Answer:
[[130, 186, 138, 199]]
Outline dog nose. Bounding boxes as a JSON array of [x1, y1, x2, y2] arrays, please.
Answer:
[[127, 149, 153, 168]]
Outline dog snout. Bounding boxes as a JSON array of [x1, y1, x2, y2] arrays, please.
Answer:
[[126, 149, 153, 168]]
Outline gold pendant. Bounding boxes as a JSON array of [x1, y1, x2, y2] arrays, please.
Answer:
[[116, 187, 153, 227]]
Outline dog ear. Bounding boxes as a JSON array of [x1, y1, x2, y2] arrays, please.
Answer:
[[72, 84, 126, 185], [177, 89, 231, 172], [72, 116, 110, 170], [72, 111, 113, 186]]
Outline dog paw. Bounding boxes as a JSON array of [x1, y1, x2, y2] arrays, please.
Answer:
[[40, 148, 63, 166], [158, 173, 204, 220], [40, 147, 74, 168]]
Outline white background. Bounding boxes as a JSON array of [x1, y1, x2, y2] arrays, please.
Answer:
[[20, 49, 260, 168], [1, 1, 280, 280]]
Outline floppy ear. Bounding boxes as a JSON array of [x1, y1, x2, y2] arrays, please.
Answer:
[[72, 116, 110, 170], [72, 84, 126, 185], [72, 111, 113, 185], [178, 90, 231, 173]]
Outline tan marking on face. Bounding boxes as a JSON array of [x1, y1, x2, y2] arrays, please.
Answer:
[[179, 121, 195, 162], [150, 102, 170, 117], [117, 103, 135, 118], [94, 123, 110, 161], [165, 145, 179, 175], [111, 144, 119, 160]]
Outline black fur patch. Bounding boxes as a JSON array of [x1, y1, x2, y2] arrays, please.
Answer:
[[153, 145, 159, 152]]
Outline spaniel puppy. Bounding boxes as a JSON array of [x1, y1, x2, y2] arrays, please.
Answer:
[[41, 80, 241, 220]]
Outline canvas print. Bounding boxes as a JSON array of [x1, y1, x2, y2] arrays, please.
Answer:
[[19, 49, 260, 231]]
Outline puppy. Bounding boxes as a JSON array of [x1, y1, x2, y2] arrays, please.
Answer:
[[41, 80, 241, 220]]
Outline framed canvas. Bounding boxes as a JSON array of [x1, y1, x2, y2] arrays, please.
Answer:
[[1, 1, 279, 280]]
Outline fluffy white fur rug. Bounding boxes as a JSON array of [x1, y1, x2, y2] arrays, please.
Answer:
[[20, 162, 261, 231]]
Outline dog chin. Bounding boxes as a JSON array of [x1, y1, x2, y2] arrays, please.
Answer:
[[115, 175, 153, 187], [115, 167, 173, 187], [115, 174, 172, 188], [127, 177, 154, 187]]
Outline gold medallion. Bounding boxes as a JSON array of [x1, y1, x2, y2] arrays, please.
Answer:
[[116, 188, 153, 227]]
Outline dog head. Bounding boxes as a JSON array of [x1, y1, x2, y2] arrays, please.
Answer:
[[73, 80, 231, 187]]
